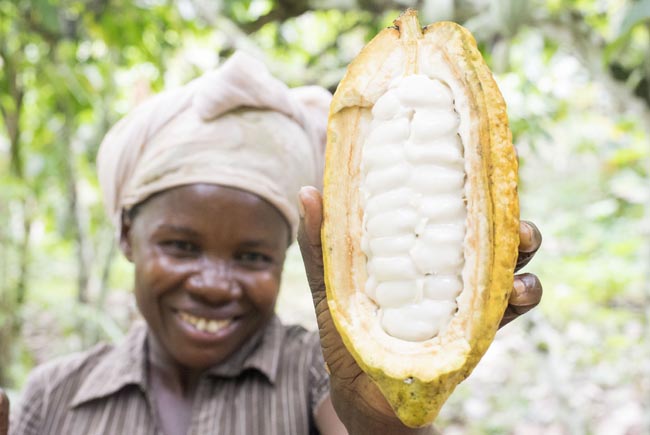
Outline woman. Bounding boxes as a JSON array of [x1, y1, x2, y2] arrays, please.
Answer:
[[6, 52, 542, 435]]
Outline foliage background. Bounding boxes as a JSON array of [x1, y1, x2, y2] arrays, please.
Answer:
[[1, 0, 649, 433]]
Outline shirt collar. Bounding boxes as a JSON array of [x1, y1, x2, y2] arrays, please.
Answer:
[[70, 321, 148, 408], [70, 316, 285, 408], [205, 315, 284, 384]]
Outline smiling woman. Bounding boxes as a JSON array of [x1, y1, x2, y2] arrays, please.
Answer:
[[8, 52, 338, 435]]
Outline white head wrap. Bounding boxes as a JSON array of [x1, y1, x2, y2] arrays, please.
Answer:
[[97, 52, 331, 239]]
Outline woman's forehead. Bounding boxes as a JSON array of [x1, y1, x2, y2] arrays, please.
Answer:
[[133, 184, 290, 238]]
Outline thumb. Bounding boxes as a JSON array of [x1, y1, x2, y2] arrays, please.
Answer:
[[0, 388, 9, 435], [297, 187, 346, 362], [297, 186, 327, 311]]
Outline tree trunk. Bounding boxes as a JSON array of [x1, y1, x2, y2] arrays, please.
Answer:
[[60, 111, 93, 305], [0, 39, 28, 386]]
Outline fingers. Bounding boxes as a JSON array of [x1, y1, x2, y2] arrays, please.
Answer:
[[516, 221, 542, 272], [510, 273, 543, 309], [499, 273, 543, 328], [518, 221, 541, 253], [504, 221, 542, 326], [0, 388, 9, 435]]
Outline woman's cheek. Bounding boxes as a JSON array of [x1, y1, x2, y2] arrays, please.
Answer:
[[247, 270, 283, 306]]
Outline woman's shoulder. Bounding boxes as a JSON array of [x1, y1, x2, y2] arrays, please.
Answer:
[[10, 324, 149, 434], [24, 342, 113, 394], [21, 322, 147, 399], [276, 319, 321, 353], [9, 342, 115, 434], [273, 319, 329, 413], [272, 319, 324, 374]]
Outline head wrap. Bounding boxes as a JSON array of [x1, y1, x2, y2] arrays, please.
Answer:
[[97, 52, 331, 239]]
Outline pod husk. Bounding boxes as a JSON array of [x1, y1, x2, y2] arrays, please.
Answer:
[[322, 10, 520, 428]]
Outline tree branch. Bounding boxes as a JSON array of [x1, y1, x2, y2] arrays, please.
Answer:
[[238, 8, 288, 34], [0, 41, 25, 179]]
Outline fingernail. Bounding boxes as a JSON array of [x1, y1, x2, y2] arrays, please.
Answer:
[[520, 221, 540, 253], [513, 278, 525, 295], [298, 189, 306, 219], [521, 222, 533, 245], [298, 199, 305, 219]]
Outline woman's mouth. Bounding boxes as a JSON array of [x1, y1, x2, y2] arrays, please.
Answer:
[[177, 311, 234, 335]]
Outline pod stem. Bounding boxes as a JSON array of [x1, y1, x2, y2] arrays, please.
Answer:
[[394, 9, 421, 75], [394, 9, 423, 41]]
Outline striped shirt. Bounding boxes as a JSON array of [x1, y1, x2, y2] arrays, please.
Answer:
[[10, 316, 329, 435]]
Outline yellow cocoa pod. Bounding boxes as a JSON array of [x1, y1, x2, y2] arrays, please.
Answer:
[[322, 9, 519, 428]]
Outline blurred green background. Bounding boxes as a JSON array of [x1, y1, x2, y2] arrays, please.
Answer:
[[1, 0, 649, 433]]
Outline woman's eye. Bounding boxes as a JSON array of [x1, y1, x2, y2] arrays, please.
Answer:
[[160, 240, 198, 255], [237, 252, 272, 267]]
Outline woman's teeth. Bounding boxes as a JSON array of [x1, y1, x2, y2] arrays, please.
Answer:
[[179, 312, 232, 333]]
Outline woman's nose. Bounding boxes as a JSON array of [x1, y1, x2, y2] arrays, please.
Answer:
[[186, 258, 241, 303]]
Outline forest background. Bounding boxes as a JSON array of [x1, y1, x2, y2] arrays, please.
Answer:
[[1, 0, 649, 433]]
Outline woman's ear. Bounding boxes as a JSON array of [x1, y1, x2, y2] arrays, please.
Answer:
[[119, 210, 134, 262]]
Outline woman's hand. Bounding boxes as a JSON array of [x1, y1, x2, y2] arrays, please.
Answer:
[[297, 186, 542, 434], [501, 220, 543, 327], [0, 388, 9, 435]]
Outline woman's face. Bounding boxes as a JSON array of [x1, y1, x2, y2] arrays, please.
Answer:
[[121, 184, 290, 370]]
